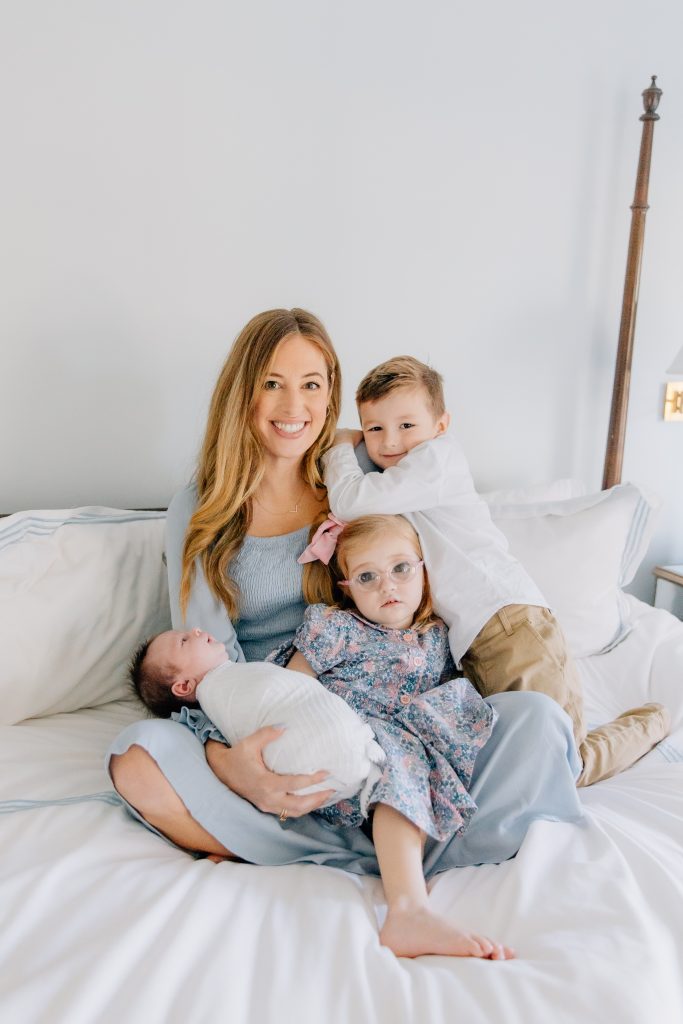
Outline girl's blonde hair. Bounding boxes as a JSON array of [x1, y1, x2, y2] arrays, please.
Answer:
[[310, 514, 437, 633], [180, 308, 341, 619]]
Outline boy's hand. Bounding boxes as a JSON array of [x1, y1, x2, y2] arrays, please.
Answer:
[[333, 428, 364, 448]]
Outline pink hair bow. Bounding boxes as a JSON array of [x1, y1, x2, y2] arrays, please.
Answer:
[[298, 514, 346, 565]]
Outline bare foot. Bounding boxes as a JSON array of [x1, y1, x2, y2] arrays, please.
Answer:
[[379, 903, 515, 960]]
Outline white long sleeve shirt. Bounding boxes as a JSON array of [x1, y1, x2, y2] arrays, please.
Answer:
[[323, 434, 547, 666]]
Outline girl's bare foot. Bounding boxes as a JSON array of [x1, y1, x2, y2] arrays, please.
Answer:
[[379, 903, 515, 960]]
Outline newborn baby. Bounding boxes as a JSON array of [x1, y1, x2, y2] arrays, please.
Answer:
[[130, 628, 384, 808]]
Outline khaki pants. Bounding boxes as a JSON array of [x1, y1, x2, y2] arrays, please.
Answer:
[[460, 605, 670, 787]]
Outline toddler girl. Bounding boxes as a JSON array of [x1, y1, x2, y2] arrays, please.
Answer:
[[270, 512, 513, 960]]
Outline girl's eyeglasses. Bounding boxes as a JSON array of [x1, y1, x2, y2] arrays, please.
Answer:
[[339, 560, 424, 592]]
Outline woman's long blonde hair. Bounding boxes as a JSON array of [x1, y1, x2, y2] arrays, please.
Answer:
[[179, 308, 341, 619]]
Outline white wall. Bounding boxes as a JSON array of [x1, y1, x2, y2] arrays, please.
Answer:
[[1, 0, 682, 600]]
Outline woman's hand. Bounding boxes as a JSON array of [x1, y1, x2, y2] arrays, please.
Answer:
[[205, 732, 336, 818], [333, 428, 364, 448]]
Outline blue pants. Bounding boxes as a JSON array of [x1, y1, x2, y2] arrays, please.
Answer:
[[106, 691, 583, 878]]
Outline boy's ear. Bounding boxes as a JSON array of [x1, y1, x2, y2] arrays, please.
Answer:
[[435, 411, 451, 434], [171, 678, 195, 698]]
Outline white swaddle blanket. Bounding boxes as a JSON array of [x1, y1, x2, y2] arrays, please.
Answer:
[[197, 661, 385, 810]]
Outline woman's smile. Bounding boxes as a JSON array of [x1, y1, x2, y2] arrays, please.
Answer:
[[271, 419, 309, 437]]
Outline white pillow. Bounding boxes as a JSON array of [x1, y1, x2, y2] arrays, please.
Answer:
[[0, 509, 171, 724], [488, 483, 660, 659], [482, 478, 587, 506]]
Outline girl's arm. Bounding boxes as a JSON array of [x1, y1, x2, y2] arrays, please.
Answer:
[[323, 436, 454, 520], [285, 604, 356, 677], [286, 650, 319, 677], [166, 485, 245, 663]]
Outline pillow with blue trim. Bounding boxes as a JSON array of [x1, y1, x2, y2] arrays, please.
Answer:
[[488, 483, 660, 659], [0, 508, 170, 724]]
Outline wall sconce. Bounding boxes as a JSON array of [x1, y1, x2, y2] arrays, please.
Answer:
[[664, 344, 683, 422]]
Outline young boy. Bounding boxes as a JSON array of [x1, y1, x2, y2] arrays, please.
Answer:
[[323, 355, 670, 786]]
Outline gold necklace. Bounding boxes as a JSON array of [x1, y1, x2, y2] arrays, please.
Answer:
[[254, 482, 308, 516]]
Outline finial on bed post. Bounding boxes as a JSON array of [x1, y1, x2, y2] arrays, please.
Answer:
[[602, 77, 662, 491], [641, 76, 662, 120]]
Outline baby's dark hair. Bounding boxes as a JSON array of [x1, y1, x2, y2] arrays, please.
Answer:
[[129, 634, 199, 718]]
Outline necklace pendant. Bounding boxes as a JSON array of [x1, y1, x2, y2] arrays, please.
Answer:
[[254, 485, 306, 516]]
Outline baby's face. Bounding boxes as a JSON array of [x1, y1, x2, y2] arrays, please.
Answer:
[[359, 385, 449, 470], [148, 628, 228, 694]]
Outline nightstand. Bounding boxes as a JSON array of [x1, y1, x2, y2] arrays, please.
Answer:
[[653, 565, 683, 619]]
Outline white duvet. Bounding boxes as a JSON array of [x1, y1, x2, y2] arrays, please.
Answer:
[[1, 597, 682, 1024]]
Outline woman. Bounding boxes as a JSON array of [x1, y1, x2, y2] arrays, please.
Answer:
[[108, 307, 582, 872]]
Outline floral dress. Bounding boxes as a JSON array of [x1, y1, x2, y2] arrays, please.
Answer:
[[268, 604, 497, 841]]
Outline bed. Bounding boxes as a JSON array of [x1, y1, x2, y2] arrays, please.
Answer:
[[2, 79, 682, 1023], [0, 486, 682, 1024]]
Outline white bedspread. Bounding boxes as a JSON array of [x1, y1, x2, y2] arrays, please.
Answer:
[[1, 597, 682, 1024]]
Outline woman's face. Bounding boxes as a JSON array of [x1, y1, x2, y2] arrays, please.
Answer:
[[252, 332, 331, 463]]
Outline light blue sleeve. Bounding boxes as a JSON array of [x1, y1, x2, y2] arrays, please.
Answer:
[[354, 441, 376, 474], [165, 485, 245, 663]]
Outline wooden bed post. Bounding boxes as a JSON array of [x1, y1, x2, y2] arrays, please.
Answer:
[[602, 76, 662, 490]]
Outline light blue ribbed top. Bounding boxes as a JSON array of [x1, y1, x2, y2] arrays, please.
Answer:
[[230, 527, 309, 660], [165, 485, 310, 662]]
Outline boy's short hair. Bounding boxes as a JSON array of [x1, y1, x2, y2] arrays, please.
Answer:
[[355, 356, 445, 417], [129, 635, 196, 718]]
